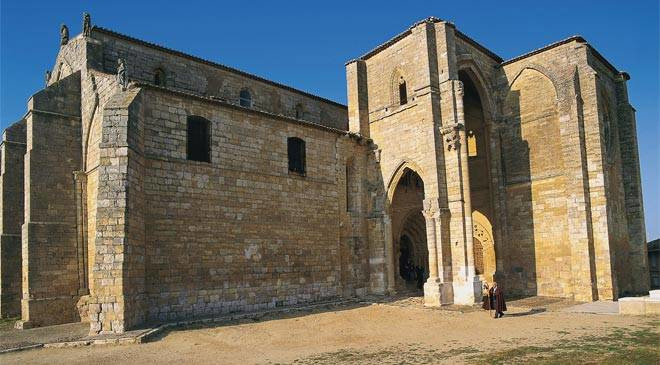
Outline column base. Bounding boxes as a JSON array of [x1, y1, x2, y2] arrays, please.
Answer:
[[452, 276, 483, 305], [423, 278, 454, 307]]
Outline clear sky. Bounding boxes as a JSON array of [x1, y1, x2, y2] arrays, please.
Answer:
[[1, 1, 658, 240]]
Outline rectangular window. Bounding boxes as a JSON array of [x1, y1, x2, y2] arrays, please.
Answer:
[[399, 81, 408, 105], [287, 137, 306, 175], [187, 116, 211, 162]]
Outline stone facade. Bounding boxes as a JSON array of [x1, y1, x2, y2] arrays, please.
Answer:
[[0, 15, 649, 333]]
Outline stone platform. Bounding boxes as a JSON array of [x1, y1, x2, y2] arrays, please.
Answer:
[[618, 290, 660, 315]]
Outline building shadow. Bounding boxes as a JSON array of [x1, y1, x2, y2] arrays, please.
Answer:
[[499, 88, 537, 298]]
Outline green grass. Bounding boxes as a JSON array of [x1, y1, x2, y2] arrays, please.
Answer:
[[289, 320, 660, 365], [291, 344, 480, 365], [0, 317, 18, 331], [467, 323, 660, 365]]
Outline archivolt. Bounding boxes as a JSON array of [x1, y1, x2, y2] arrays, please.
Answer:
[[385, 159, 426, 208]]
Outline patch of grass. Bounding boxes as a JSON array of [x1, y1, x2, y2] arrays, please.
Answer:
[[0, 317, 18, 331], [292, 344, 480, 365], [467, 322, 660, 365]]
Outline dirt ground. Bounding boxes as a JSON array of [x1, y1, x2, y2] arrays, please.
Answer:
[[2, 298, 658, 364]]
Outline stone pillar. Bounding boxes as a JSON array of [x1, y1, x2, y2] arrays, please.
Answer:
[[88, 88, 146, 334], [563, 67, 598, 301], [346, 60, 370, 137], [422, 198, 453, 306], [0, 120, 26, 318], [367, 215, 388, 295], [615, 72, 650, 295], [440, 79, 482, 305], [18, 72, 83, 329], [383, 214, 396, 295]]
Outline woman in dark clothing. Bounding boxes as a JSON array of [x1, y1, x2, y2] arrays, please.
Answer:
[[482, 282, 507, 318]]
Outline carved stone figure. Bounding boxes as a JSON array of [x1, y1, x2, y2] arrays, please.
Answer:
[[117, 58, 127, 90], [60, 24, 69, 46], [83, 13, 92, 37], [45, 70, 51, 86]]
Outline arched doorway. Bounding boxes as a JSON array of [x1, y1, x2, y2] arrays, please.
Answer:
[[473, 210, 496, 283], [459, 69, 497, 283], [389, 168, 429, 293]]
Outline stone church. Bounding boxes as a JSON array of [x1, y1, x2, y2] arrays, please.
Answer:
[[0, 15, 649, 334]]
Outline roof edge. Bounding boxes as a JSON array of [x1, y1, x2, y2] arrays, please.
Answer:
[[133, 82, 349, 135], [451, 26, 503, 63], [500, 35, 620, 75], [91, 26, 347, 109], [346, 16, 443, 65]]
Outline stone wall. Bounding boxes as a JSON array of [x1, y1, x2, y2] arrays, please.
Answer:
[[0, 120, 26, 317], [18, 72, 83, 328], [86, 84, 375, 332], [89, 29, 348, 130]]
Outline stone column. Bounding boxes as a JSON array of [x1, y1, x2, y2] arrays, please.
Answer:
[[383, 214, 396, 295], [422, 198, 453, 306], [346, 60, 370, 137], [440, 79, 482, 305], [615, 72, 650, 295]]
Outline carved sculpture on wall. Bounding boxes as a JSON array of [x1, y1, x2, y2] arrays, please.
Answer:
[[60, 24, 69, 46], [45, 70, 51, 87], [117, 58, 127, 90], [83, 12, 92, 37], [442, 123, 463, 151]]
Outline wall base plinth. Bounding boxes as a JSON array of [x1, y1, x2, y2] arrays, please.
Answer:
[[452, 277, 482, 305], [423, 278, 453, 306]]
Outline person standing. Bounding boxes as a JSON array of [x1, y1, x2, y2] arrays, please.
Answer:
[[482, 281, 507, 318]]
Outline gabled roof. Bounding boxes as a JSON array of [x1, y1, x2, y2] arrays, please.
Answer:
[[346, 17, 621, 76], [92, 26, 347, 108]]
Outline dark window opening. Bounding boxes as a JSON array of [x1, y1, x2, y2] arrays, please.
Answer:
[[154, 68, 166, 86], [187, 116, 211, 162], [239, 89, 252, 107], [399, 78, 408, 105], [287, 137, 306, 175]]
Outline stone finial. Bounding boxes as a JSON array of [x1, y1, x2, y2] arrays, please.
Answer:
[[45, 70, 51, 87], [116, 58, 127, 90], [60, 24, 69, 46], [83, 12, 92, 37]]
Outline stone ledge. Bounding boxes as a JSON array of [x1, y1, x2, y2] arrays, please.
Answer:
[[619, 294, 660, 316]]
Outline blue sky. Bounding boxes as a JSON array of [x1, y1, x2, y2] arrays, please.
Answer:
[[1, 1, 658, 240]]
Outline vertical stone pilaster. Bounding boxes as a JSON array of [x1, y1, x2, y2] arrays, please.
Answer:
[[614, 73, 649, 295], [88, 87, 146, 334], [0, 120, 26, 318], [439, 79, 481, 305], [564, 67, 598, 301], [17, 72, 83, 329], [422, 198, 453, 306], [346, 60, 369, 137]]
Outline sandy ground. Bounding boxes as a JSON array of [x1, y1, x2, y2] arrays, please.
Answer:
[[1, 299, 656, 365]]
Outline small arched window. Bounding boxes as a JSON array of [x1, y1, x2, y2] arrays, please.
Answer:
[[295, 103, 304, 119], [398, 77, 408, 105], [154, 68, 166, 86], [239, 88, 252, 107], [287, 137, 306, 175], [187, 116, 211, 162]]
